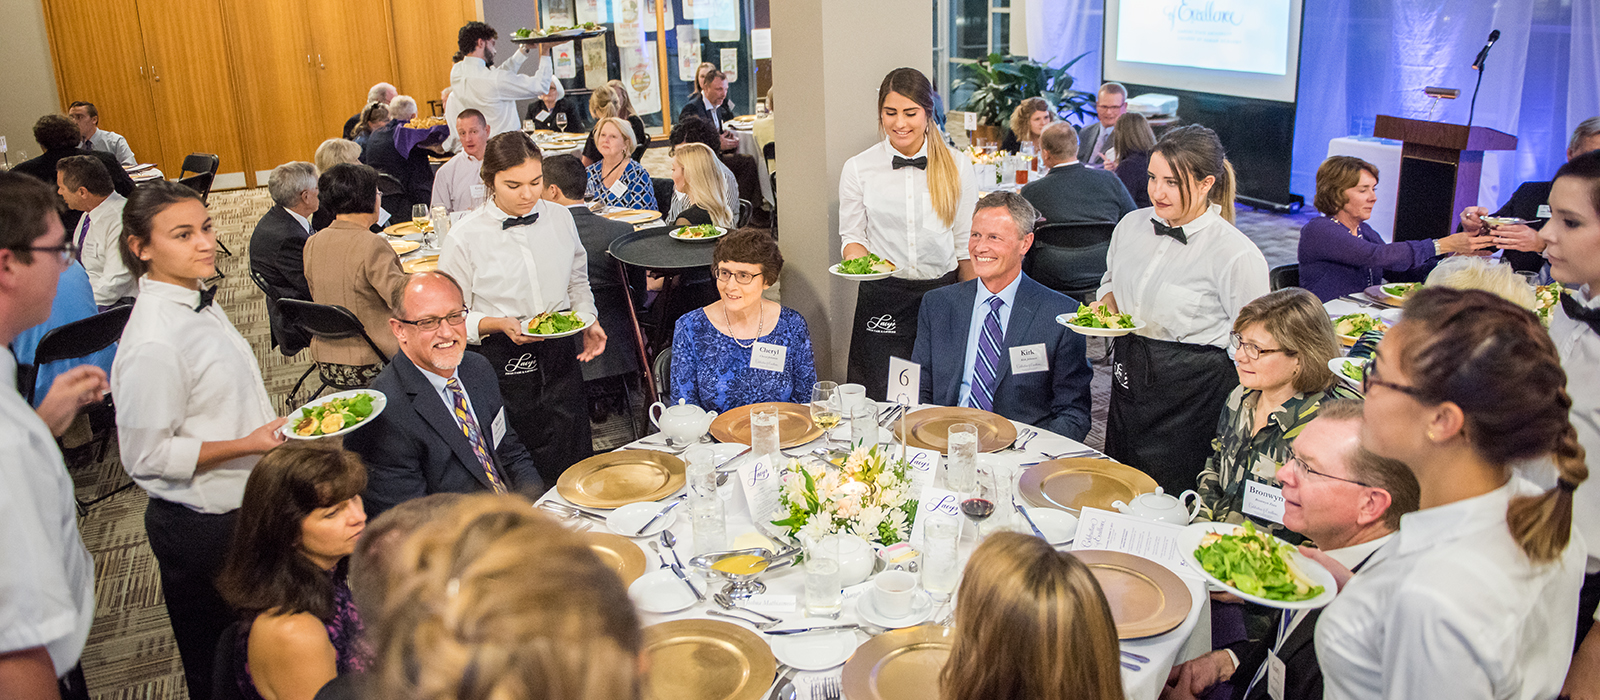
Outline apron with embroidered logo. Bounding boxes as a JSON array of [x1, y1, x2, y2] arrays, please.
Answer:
[[1105, 333, 1238, 493], [847, 271, 958, 399]]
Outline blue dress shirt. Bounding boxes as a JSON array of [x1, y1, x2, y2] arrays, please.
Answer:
[[958, 273, 1021, 407]]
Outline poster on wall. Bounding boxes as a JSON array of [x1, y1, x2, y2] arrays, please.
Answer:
[[707, 0, 739, 41], [620, 41, 662, 115], [720, 47, 738, 83], [544, 0, 575, 26], [677, 25, 701, 81], [751, 28, 771, 60], [681, 0, 697, 21], [614, 0, 644, 47], [574, 0, 609, 25], [583, 36, 609, 88], [553, 41, 577, 79], [644, 0, 674, 27]]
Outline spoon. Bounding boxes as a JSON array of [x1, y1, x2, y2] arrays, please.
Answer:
[[713, 592, 782, 623], [647, 541, 671, 568], [660, 530, 687, 570]]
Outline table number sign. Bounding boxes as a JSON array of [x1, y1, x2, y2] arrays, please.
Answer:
[[887, 356, 920, 404]]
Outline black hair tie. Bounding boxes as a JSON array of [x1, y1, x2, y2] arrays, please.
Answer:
[[1558, 478, 1579, 493]]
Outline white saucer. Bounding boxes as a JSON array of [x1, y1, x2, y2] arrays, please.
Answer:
[[769, 618, 859, 670], [607, 501, 680, 538], [1024, 508, 1078, 545], [856, 589, 934, 629], [628, 569, 697, 613]]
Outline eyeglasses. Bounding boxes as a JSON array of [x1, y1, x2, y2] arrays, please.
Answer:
[[396, 308, 469, 331], [714, 268, 761, 285], [1229, 332, 1295, 361], [12, 242, 79, 264], [1360, 357, 1427, 399], [1285, 450, 1373, 488]]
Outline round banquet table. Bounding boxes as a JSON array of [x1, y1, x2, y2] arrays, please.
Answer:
[[536, 402, 1211, 700], [728, 124, 774, 207], [608, 228, 715, 271]]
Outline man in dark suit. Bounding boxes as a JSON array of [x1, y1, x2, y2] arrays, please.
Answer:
[[1076, 82, 1127, 166], [678, 70, 740, 152], [14, 114, 135, 232], [910, 191, 1093, 441], [1457, 116, 1600, 273], [249, 161, 319, 353], [1163, 400, 1418, 700], [361, 112, 435, 221], [1021, 122, 1136, 225], [343, 271, 543, 517], [541, 154, 641, 385]]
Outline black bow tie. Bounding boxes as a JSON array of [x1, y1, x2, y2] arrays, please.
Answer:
[[1152, 219, 1188, 245], [1561, 292, 1600, 334], [194, 286, 217, 312], [892, 155, 928, 170], [502, 213, 539, 229]]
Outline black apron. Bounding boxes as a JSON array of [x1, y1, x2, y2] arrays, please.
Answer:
[[1105, 333, 1238, 493], [472, 333, 592, 487], [847, 271, 959, 400]]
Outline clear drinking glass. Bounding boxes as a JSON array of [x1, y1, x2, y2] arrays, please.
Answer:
[[428, 204, 449, 247], [555, 112, 569, 131], [963, 466, 998, 539], [944, 423, 979, 493], [750, 406, 780, 460], [685, 445, 725, 554], [803, 535, 844, 617], [922, 511, 961, 602], [522, 119, 537, 133], [810, 381, 841, 447], [848, 402, 877, 448]]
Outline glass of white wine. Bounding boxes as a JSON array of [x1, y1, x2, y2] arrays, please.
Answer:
[[555, 112, 569, 132], [810, 380, 840, 448]]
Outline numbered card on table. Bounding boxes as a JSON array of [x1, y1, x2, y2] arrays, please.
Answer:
[[887, 356, 920, 404]]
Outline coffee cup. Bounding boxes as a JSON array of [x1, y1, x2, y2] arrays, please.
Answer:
[[872, 570, 918, 618]]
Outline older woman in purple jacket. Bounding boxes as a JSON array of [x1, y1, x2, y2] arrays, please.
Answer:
[[1297, 156, 1491, 301]]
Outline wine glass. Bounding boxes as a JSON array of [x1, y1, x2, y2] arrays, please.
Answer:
[[411, 204, 430, 236], [555, 112, 569, 132], [960, 467, 997, 541], [810, 381, 840, 448]]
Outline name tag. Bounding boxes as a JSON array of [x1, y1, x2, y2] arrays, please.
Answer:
[[535, 110, 551, 121], [1242, 480, 1286, 524], [1267, 651, 1287, 700], [1538, 204, 1552, 219], [749, 341, 786, 372], [492, 408, 507, 448], [470, 183, 486, 202], [1009, 343, 1048, 374], [607, 178, 627, 198]]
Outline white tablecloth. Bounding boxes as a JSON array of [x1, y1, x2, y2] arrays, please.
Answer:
[[729, 126, 775, 207], [536, 404, 1209, 700], [1327, 136, 1403, 242]]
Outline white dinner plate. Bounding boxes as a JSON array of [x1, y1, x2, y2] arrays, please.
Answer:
[[856, 589, 934, 629], [668, 225, 728, 242], [1177, 522, 1338, 610], [769, 618, 859, 670], [1329, 357, 1366, 392], [1056, 315, 1146, 337], [1024, 508, 1078, 545], [628, 569, 698, 614], [827, 262, 896, 282], [607, 501, 681, 538], [283, 389, 387, 440], [522, 310, 596, 339]]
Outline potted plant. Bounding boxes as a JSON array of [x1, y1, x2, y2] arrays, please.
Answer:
[[956, 52, 1097, 142]]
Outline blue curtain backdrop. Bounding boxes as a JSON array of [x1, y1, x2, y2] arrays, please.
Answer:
[[1025, 0, 1600, 210]]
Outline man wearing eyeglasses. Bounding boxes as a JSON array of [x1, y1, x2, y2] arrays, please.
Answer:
[[1078, 82, 1128, 167], [1162, 399, 1419, 700], [343, 271, 543, 518]]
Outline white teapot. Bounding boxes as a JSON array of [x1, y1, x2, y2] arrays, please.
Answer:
[[1111, 487, 1200, 525], [648, 399, 718, 444]]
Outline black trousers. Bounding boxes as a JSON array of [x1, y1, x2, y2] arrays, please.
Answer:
[[847, 272, 959, 400], [144, 498, 238, 700], [473, 333, 592, 486], [1578, 570, 1600, 652], [57, 663, 89, 700], [1105, 334, 1238, 493]]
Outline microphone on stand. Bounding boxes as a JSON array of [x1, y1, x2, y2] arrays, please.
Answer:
[[1468, 29, 1500, 127]]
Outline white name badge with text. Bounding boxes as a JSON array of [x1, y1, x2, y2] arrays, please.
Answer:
[[887, 356, 920, 404], [1009, 343, 1048, 374], [470, 184, 486, 202], [492, 408, 507, 448], [1242, 480, 1286, 524], [1538, 204, 1553, 219], [535, 110, 551, 121], [608, 178, 628, 198], [1267, 652, 1287, 700], [749, 341, 786, 372]]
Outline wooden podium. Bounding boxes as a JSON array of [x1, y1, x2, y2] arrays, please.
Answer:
[[1373, 115, 1518, 242]]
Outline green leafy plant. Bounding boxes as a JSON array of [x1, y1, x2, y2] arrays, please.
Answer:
[[956, 52, 1097, 129]]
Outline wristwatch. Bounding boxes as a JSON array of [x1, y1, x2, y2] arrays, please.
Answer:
[[1434, 239, 1445, 256]]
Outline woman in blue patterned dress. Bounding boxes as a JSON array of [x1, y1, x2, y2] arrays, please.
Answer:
[[670, 229, 818, 412], [585, 116, 658, 211]]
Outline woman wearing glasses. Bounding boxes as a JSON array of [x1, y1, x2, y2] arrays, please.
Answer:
[[669, 229, 817, 413], [1196, 289, 1348, 538]]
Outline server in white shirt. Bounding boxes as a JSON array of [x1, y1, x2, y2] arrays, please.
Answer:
[[67, 100, 137, 167], [0, 172, 103, 700], [54, 155, 136, 307], [433, 109, 491, 213], [839, 67, 978, 399], [1096, 125, 1269, 492], [1315, 287, 1587, 700], [449, 21, 563, 140], [438, 132, 605, 484], [111, 181, 287, 700]]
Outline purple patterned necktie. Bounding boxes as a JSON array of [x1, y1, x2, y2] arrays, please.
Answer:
[[446, 377, 507, 493], [967, 296, 1005, 411], [75, 214, 90, 264]]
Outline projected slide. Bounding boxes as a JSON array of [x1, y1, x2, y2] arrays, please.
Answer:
[[1116, 0, 1291, 76]]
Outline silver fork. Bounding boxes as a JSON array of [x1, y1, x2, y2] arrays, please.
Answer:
[[707, 609, 778, 630], [812, 676, 842, 700]]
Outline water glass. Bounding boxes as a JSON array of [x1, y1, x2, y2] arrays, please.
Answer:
[[750, 406, 780, 460], [848, 402, 877, 447], [811, 381, 841, 446], [803, 535, 844, 617], [690, 504, 727, 556], [944, 423, 979, 493], [685, 445, 716, 500], [428, 204, 449, 246], [522, 119, 537, 133], [921, 511, 961, 601]]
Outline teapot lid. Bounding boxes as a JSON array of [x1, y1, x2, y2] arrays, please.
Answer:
[[1134, 488, 1179, 506]]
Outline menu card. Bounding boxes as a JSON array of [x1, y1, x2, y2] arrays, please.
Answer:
[[1072, 508, 1201, 580], [738, 454, 783, 534], [908, 486, 962, 548], [901, 446, 940, 492]]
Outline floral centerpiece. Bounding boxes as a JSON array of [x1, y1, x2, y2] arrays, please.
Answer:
[[771, 443, 919, 546]]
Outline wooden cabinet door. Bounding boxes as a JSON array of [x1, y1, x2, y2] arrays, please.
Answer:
[[133, 0, 247, 185], [390, 0, 477, 104], [41, 0, 161, 168], [308, 0, 399, 136], [219, 0, 318, 185]]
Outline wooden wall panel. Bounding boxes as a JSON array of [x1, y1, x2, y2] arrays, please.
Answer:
[[134, 0, 246, 179], [308, 0, 400, 136], [41, 0, 161, 169], [220, 0, 318, 183], [390, 0, 478, 106]]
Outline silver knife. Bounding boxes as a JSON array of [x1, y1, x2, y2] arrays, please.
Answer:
[[1013, 498, 1050, 541], [668, 563, 704, 601], [765, 624, 859, 635], [635, 497, 685, 535], [538, 502, 607, 522], [714, 446, 753, 472]]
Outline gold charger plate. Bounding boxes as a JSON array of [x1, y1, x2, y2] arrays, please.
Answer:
[[893, 406, 1017, 453], [582, 531, 647, 587], [1019, 458, 1158, 514], [389, 239, 421, 255], [602, 208, 663, 225], [1069, 550, 1192, 639], [556, 449, 686, 508], [708, 402, 823, 449], [383, 221, 427, 237], [644, 619, 776, 700], [841, 625, 952, 700], [401, 255, 439, 273]]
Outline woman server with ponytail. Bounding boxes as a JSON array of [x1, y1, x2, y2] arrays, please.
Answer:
[[1315, 287, 1587, 700], [839, 68, 978, 398], [1096, 125, 1269, 492]]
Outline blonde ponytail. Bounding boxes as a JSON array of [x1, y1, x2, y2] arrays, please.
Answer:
[[925, 124, 961, 228], [1212, 159, 1237, 224]]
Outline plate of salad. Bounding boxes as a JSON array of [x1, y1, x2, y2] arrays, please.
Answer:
[[1179, 521, 1337, 610], [1367, 282, 1421, 305], [668, 224, 727, 242], [524, 310, 595, 339], [1332, 312, 1388, 345], [828, 253, 898, 281], [1056, 305, 1143, 337], [285, 390, 386, 439], [1328, 357, 1367, 391], [1535, 282, 1565, 326]]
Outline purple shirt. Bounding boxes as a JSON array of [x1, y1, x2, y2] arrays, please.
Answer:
[[1296, 216, 1438, 301]]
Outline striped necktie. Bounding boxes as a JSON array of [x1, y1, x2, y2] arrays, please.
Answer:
[[445, 377, 507, 493], [967, 295, 1005, 412], [75, 214, 91, 264]]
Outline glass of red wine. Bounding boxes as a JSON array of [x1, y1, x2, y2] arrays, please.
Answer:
[[960, 467, 997, 540]]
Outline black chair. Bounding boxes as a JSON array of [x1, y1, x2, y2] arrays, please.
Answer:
[[1270, 264, 1301, 291], [652, 347, 672, 400], [735, 198, 752, 229], [212, 620, 245, 700], [249, 268, 306, 357], [1024, 221, 1118, 304], [651, 177, 675, 217], [24, 304, 136, 513], [761, 141, 775, 171], [177, 153, 230, 259], [276, 299, 390, 410]]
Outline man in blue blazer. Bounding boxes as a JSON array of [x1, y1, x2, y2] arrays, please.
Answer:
[[344, 271, 543, 517], [911, 191, 1093, 441]]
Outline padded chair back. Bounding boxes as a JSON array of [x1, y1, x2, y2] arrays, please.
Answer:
[[1024, 221, 1117, 303], [277, 299, 389, 363], [651, 177, 676, 216], [736, 199, 752, 229], [212, 620, 245, 700], [1270, 264, 1301, 291], [19, 304, 132, 404], [178, 153, 220, 204], [653, 347, 672, 400]]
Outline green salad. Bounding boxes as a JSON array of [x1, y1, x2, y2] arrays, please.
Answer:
[[527, 311, 586, 335], [1381, 282, 1420, 299], [1195, 522, 1325, 602], [1065, 304, 1135, 329], [674, 224, 722, 239], [293, 393, 376, 437], [837, 253, 897, 275], [1337, 359, 1366, 382], [1333, 313, 1383, 337]]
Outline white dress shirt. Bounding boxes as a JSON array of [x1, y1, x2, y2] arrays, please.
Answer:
[[957, 273, 1021, 407], [1554, 285, 1600, 576], [286, 207, 312, 234], [1097, 204, 1270, 349], [449, 53, 561, 139], [111, 278, 276, 513], [431, 152, 486, 213], [77, 192, 138, 305], [438, 199, 597, 344], [84, 128, 136, 167], [702, 96, 724, 131], [419, 363, 477, 419], [0, 348, 95, 676], [838, 137, 978, 280], [1316, 478, 1585, 700]]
